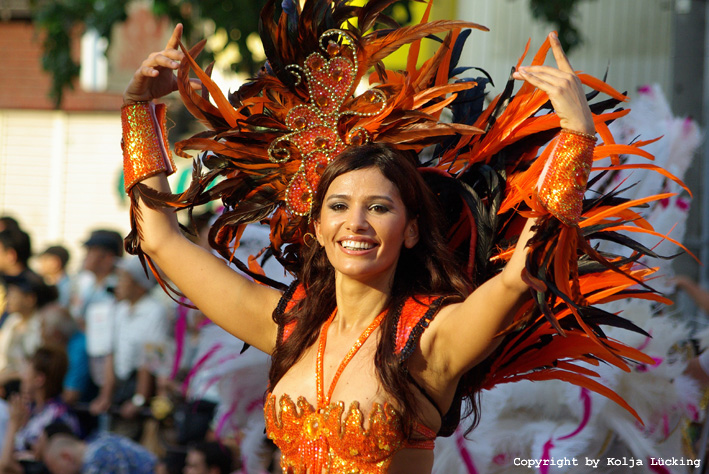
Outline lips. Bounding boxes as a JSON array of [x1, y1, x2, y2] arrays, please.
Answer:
[[339, 239, 376, 251]]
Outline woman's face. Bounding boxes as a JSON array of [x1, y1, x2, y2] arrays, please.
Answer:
[[314, 167, 418, 286]]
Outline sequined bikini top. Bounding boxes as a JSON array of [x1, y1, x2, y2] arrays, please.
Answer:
[[265, 284, 446, 474]]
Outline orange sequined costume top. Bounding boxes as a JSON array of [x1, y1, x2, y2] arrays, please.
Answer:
[[265, 283, 445, 474]]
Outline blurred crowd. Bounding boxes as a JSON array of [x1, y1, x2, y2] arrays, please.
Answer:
[[0, 214, 279, 474]]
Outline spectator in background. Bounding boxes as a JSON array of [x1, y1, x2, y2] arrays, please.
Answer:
[[41, 430, 157, 474], [0, 272, 57, 375], [674, 275, 709, 386], [0, 228, 32, 279], [0, 379, 21, 464], [88, 256, 169, 439], [30, 420, 75, 461], [0, 218, 20, 234], [0, 346, 79, 473], [674, 275, 709, 315], [72, 229, 123, 320], [73, 229, 122, 390], [0, 222, 27, 333], [37, 246, 72, 309], [41, 304, 93, 405], [183, 441, 234, 474], [0, 227, 33, 331]]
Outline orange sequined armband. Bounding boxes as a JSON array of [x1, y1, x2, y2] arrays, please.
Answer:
[[535, 129, 597, 226], [121, 101, 176, 192]]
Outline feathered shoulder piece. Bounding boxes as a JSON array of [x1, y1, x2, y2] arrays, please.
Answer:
[[129, 0, 692, 427]]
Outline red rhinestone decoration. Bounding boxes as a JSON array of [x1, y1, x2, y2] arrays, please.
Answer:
[[326, 41, 341, 56]]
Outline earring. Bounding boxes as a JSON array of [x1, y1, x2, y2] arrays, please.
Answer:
[[304, 233, 317, 247]]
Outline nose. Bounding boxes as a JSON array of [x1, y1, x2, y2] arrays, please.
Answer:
[[345, 207, 369, 232]]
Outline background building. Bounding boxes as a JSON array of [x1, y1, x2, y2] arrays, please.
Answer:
[[0, 0, 706, 283]]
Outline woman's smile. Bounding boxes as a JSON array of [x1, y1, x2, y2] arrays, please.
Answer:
[[338, 238, 376, 252]]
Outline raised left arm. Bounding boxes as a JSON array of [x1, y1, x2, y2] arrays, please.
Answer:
[[417, 32, 596, 388], [421, 218, 535, 382]]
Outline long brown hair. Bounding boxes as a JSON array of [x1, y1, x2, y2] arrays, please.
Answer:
[[269, 143, 473, 435]]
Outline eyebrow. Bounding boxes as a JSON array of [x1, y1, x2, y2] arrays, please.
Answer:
[[326, 194, 396, 204]]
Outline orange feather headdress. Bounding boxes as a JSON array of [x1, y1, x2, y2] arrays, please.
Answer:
[[126, 0, 690, 427]]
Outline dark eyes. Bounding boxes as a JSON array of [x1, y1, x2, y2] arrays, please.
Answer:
[[327, 203, 390, 213], [329, 203, 347, 211], [369, 204, 389, 213]]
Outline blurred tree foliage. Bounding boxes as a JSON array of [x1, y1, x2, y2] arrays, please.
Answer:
[[31, 0, 130, 107], [30, 0, 416, 108], [528, 0, 592, 53], [31, 0, 586, 108]]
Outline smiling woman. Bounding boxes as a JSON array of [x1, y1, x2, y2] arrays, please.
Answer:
[[315, 151, 421, 286], [267, 145, 473, 471], [317, 168, 413, 283], [115, 0, 681, 472]]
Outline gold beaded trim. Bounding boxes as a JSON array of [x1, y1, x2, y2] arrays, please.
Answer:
[[121, 101, 176, 192], [561, 128, 598, 142], [535, 130, 596, 225]]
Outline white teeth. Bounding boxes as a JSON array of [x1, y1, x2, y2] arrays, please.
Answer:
[[340, 240, 374, 250]]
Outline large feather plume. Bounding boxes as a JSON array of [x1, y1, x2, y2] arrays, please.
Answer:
[[125, 0, 689, 427]]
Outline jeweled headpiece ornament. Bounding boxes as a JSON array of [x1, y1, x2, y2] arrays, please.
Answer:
[[268, 30, 386, 216]]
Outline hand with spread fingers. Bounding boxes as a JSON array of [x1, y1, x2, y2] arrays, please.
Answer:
[[512, 32, 595, 135], [123, 23, 200, 105]]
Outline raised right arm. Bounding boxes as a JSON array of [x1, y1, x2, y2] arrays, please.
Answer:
[[123, 24, 281, 354]]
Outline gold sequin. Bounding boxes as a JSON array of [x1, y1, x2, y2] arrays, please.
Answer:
[[265, 394, 403, 474], [535, 129, 596, 225], [121, 102, 176, 192], [266, 308, 434, 473]]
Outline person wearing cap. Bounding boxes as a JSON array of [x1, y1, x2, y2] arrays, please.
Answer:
[[0, 272, 58, 376], [72, 229, 123, 321], [88, 256, 169, 440], [72, 229, 123, 393], [37, 245, 72, 310]]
